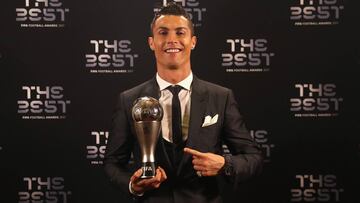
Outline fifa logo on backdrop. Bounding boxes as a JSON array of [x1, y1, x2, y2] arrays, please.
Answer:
[[17, 86, 71, 120], [251, 130, 275, 162], [18, 177, 71, 203], [290, 83, 343, 117], [86, 131, 108, 165], [222, 38, 275, 73], [291, 174, 344, 202], [154, 0, 206, 27], [15, 0, 69, 28], [85, 40, 138, 74], [290, 0, 345, 26]]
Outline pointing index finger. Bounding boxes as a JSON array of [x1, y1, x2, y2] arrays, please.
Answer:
[[184, 147, 206, 157]]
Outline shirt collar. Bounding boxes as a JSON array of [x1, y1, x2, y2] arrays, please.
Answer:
[[156, 72, 193, 91]]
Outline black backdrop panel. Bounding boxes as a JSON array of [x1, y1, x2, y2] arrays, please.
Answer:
[[2, 0, 360, 202]]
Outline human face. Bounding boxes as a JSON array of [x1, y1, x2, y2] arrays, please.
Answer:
[[148, 15, 196, 71]]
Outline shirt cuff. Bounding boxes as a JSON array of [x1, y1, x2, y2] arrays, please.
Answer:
[[129, 181, 144, 196]]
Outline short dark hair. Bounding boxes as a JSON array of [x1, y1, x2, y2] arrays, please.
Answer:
[[150, 2, 195, 36]]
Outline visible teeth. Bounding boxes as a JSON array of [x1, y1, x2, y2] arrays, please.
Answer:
[[165, 49, 180, 53]]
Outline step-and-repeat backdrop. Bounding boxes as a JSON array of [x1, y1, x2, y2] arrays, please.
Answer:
[[2, 0, 359, 202]]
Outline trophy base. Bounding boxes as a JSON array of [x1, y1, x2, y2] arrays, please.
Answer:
[[140, 162, 156, 179]]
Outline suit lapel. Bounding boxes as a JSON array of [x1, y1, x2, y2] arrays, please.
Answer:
[[177, 77, 207, 175], [140, 77, 160, 99]]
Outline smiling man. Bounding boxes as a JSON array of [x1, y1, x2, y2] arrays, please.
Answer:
[[149, 14, 195, 74], [104, 2, 263, 203]]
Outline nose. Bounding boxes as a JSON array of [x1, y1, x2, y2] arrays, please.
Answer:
[[166, 32, 178, 45]]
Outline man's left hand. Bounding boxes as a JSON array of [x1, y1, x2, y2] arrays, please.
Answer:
[[184, 147, 225, 177]]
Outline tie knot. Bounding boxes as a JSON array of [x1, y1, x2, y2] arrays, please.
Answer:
[[167, 85, 182, 96]]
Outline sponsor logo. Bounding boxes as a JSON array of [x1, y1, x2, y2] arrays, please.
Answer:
[[290, 83, 343, 117], [18, 177, 71, 203], [290, 0, 345, 26], [222, 38, 274, 73], [16, 0, 70, 28], [291, 174, 344, 202], [85, 40, 138, 74], [17, 86, 71, 120], [154, 0, 206, 27], [251, 130, 275, 162], [86, 131, 108, 165]]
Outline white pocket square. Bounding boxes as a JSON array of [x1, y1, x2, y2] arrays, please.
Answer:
[[202, 114, 218, 127]]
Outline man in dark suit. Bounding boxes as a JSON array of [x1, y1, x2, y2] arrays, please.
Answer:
[[104, 2, 263, 203]]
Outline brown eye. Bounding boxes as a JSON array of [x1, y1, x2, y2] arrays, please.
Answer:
[[177, 31, 185, 35], [159, 30, 168, 35]]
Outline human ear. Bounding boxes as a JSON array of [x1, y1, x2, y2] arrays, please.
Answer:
[[148, 37, 155, 50], [191, 36, 197, 50]]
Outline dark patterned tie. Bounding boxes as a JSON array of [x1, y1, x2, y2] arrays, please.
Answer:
[[167, 85, 182, 145]]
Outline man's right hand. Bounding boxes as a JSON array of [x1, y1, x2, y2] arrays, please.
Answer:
[[130, 166, 167, 195]]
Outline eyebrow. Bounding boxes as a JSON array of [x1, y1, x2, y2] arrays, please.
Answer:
[[157, 26, 188, 31]]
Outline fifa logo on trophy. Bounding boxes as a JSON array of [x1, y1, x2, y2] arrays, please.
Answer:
[[132, 97, 163, 178]]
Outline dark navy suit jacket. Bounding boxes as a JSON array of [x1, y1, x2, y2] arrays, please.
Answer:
[[104, 76, 263, 203]]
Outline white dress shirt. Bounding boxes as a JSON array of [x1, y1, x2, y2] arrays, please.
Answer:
[[156, 72, 192, 143]]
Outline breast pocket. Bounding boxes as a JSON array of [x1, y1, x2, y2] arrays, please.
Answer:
[[198, 123, 221, 151]]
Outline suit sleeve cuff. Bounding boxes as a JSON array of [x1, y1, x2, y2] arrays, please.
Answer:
[[129, 181, 144, 196]]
